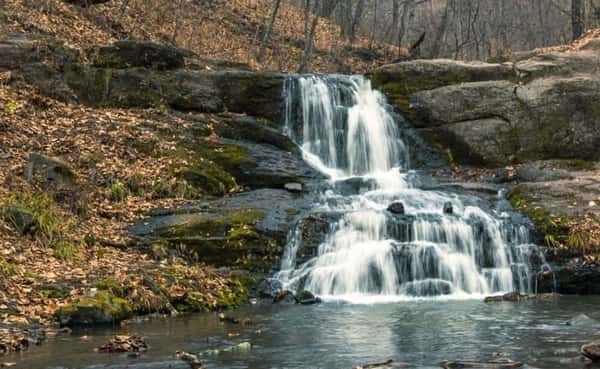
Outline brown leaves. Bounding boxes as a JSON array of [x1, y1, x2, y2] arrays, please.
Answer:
[[96, 335, 148, 353]]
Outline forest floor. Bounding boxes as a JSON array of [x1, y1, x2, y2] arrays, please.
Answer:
[[2, 0, 400, 73]]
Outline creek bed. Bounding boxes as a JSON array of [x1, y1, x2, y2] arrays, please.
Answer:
[[8, 295, 600, 369]]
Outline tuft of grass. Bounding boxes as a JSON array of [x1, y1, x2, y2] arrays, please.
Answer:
[[4, 99, 17, 114], [53, 240, 81, 261], [567, 228, 592, 253], [0, 255, 15, 277], [2, 192, 64, 246], [108, 181, 129, 202]]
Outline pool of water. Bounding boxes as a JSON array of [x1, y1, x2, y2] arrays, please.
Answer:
[[9, 295, 600, 369]]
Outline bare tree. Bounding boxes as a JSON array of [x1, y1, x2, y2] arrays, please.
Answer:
[[258, 0, 283, 62], [114, 0, 130, 23], [572, 0, 584, 39], [298, 0, 340, 73], [429, 0, 450, 58]]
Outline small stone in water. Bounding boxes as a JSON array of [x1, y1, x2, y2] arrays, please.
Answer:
[[284, 182, 303, 192], [581, 340, 600, 361], [96, 335, 148, 353], [443, 202, 453, 215], [387, 202, 405, 215], [235, 342, 251, 351]]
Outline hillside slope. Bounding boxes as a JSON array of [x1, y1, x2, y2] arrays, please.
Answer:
[[3, 0, 399, 73]]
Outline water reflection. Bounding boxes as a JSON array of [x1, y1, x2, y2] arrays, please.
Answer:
[[10, 296, 600, 369]]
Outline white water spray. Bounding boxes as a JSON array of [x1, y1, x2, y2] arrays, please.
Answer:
[[278, 75, 547, 302]]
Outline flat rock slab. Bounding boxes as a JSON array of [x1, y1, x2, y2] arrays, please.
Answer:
[[131, 189, 310, 242], [440, 360, 523, 369]]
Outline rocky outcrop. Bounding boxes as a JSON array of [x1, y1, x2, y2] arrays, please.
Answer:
[[1, 36, 285, 122], [63, 65, 285, 121], [131, 189, 310, 272], [369, 50, 600, 166]]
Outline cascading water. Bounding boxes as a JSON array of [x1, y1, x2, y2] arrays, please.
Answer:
[[277, 75, 549, 301]]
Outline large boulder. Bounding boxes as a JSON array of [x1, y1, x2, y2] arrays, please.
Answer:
[[369, 51, 600, 166], [130, 189, 310, 272], [92, 41, 191, 70], [55, 291, 133, 326], [63, 65, 285, 121], [25, 153, 77, 190]]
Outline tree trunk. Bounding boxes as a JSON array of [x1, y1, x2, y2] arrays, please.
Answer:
[[258, 0, 283, 62], [171, 0, 184, 45], [572, 0, 584, 40], [430, 0, 450, 58], [298, 0, 339, 73], [397, 0, 412, 56], [114, 0, 130, 23], [350, 0, 366, 43]]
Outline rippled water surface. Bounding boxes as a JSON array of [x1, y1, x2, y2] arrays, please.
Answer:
[[11, 296, 600, 369]]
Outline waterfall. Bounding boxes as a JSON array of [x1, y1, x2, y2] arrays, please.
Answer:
[[277, 75, 548, 301]]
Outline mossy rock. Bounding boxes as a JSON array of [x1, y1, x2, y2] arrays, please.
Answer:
[[93, 278, 126, 298], [507, 186, 571, 247], [183, 292, 212, 312], [93, 41, 189, 70], [215, 280, 249, 309], [55, 291, 133, 326]]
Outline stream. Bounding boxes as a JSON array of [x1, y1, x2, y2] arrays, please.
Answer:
[[10, 296, 600, 369]]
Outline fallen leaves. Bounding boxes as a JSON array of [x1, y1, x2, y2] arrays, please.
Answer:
[[96, 335, 148, 353]]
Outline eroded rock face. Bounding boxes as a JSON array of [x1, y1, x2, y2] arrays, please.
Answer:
[[369, 51, 600, 166], [131, 189, 311, 272], [63, 65, 285, 121]]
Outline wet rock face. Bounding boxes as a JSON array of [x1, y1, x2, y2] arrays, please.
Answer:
[[538, 263, 600, 295], [369, 51, 600, 166], [294, 213, 339, 266]]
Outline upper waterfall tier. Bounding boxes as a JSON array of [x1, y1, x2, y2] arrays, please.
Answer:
[[283, 75, 408, 181]]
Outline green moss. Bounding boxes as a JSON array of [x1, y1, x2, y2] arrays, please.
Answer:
[[184, 291, 211, 312], [227, 209, 265, 225], [0, 256, 15, 277], [215, 280, 249, 309], [53, 240, 81, 261], [202, 143, 256, 175], [154, 208, 276, 270], [156, 218, 227, 238], [286, 209, 300, 222], [94, 50, 124, 69], [507, 186, 571, 248], [2, 192, 65, 247], [57, 291, 133, 325], [38, 285, 69, 299], [228, 226, 260, 240], [94, 278, 126, 298], [108, 181, 129, 202]]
